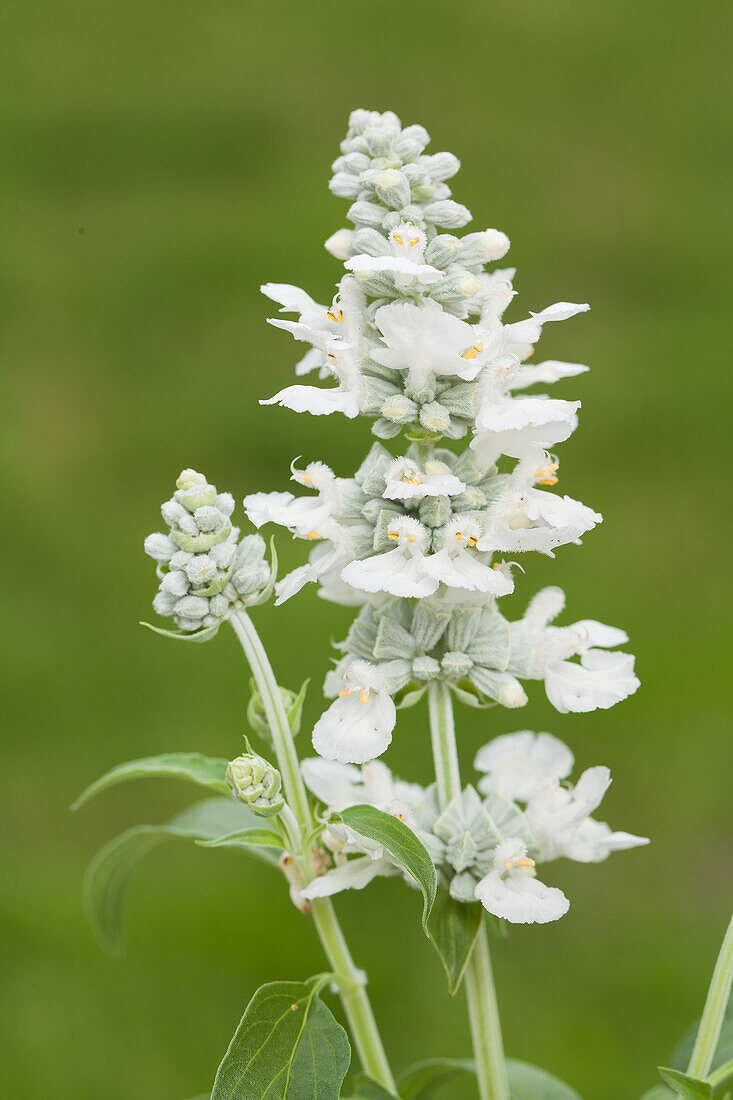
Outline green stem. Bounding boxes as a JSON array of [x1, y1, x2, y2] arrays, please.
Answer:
[[230, 609, 396, 1094], [427, 679, 510, 1100], [686, 912, 733, 1080]]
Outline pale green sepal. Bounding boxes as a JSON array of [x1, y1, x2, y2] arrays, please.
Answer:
[[72, 752, 229, 810], [394, 682, 428, 710], [209, 975, 350, 1100], [140, 620, 221, 643], [339, 804, 437, 933], [286, 678, 310, 737]]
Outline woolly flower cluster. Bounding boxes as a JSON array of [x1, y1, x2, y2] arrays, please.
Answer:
[[298, 731, 648, 925], [145, 469, 272, 635], [249, 108, 639, 764]]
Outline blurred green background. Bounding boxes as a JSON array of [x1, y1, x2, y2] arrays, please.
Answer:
[[2, 1, 731, 1097]]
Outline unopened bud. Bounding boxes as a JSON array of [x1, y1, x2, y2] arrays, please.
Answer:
[[226, 752, 285, 817]]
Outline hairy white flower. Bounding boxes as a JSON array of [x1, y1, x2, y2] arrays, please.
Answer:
[[474, 838, 569, 924], [373, 299, 487, 390], [342, 517, 436, 598], [312, 660, 397, 764], [383, 457, 466, 501], [526, 766, 648, 863], [474, 731, 574, 802], [424, 516, 514, 596]]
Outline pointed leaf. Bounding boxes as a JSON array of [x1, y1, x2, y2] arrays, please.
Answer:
[[658, 1068, 712, 1099], [84, 798, 276, 952], [140, 621, 221, 642], [72, 752, 229, 810], [345, 1075, 399, 1098], [198, 828, 285, 850], [506, 1061, 584, 1100], [209, 976, 350, 1099], [339, 804, 437, 932], [428, 890, 482, 995], [398, 1057, 475, 1099], [250, 535, 278, 606]]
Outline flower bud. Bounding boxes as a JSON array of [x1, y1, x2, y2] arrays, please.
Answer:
[[226, 752, 285, 817], [442, 651, 474, 678]]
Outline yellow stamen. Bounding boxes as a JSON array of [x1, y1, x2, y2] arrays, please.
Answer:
[[467, 535, 478, 547], [393, 233, 403, 244], [360, 688, 370, 705], [305, 530, 321, 540], [407, 534, 416, 543], [408, 237, 419, 246], [535, 462, 559, 486], [460, 342, 483, 360], [505, 856, 536, 870], [301, 473, 313, 484], [455, 532, 463, 542], [326, 308, 344, 322], [387, 530, 399, 541], [405, 476, 421, 485], [338, 688, 351, 698]]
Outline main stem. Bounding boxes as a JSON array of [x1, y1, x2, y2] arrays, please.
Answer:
[[427, 680, 510, 1100], [230, 609, 395, 1094], [686, 912, 733, 1081]]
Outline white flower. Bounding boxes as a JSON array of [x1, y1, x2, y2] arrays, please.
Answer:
[[478, 451, 601, 556], [302, 757, 425, 817], [474, 731, 574, 802], [373, 299, 487, 390], [423, 516, 515, 595], [545, 649, 641, 714], [312, 660, 397, 764], [508, 360, 589, 391], [244, 461, 339, 540], [526, 766, 649, 863], [299, 757, 430, 899], [383, 457, 466, 501], [471, 396, 581, 464], [341, 517, 437, 598], [509, 587, 640, 713], [275, 534, 354, 605], [261, 283, 347, 334], [474, 837, 569, 924], [262, 314, 363, 418]]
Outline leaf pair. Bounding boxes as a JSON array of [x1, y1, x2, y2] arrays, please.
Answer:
[[72, 753, 283, 952]]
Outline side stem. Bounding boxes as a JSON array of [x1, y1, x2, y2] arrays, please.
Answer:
[[230, 609, 395, 1093], [427, 679, 510, 1100], [686, 912, 733, 1080]]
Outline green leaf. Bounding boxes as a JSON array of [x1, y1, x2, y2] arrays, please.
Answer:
[[658, 1068, 712, 1100], [640, 1089, 673, 1100], [198, 828, 284, 850], [84, 798, 276, 952], [209, 975, 350, 1099], [140, 620, 220, 642], [507, 1061, 584, 1100], [71, 752, 229, 810], [345, 1075, 399, 1098], [286, 678, 310, 737], [398, 1057, 475, 1099], [339, 804, 437, 932], [427, 890, 482, 995]]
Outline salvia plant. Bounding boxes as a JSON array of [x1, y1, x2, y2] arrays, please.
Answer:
[[75, 109, 733, 1100]]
